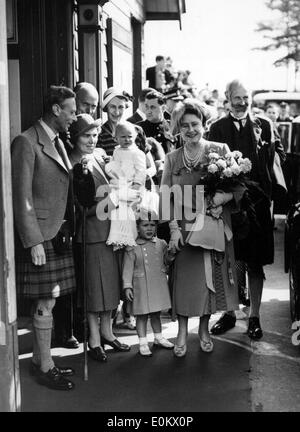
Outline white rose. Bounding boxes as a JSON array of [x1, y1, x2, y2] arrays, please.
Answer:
[[223, 167, 233, 178], [216, 159, 227, 169], [231, 165, 242, 175], [208, 163, 219, 174]]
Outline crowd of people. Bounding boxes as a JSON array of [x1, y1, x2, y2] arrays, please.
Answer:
[[12, 54, 288, 391]]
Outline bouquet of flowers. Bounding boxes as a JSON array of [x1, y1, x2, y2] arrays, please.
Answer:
[[186, 150, 252, 252], [201, 150, 252, 197]]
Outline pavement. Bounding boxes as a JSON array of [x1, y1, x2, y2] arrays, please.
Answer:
[[17, 217, 300, 413]]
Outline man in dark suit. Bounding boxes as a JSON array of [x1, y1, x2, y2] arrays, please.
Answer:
[[11, 86, 77, 390], [127, 87, 155, 124], [208, 79, 284, 340], [146, 55, 173, 92]]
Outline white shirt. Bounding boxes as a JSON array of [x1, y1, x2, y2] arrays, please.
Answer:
[[230, 113, 248, 131]]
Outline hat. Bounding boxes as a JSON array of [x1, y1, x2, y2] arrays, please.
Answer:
[[69, 114, 102, 140], [101, 87, 131, 111], [163, 88, 184, 101], [280, 101, 287, 107]]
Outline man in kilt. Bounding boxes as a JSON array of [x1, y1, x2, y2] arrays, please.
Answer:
[[11, 85, 77, 390]]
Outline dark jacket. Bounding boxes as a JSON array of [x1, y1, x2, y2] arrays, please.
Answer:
[[208, 114, 280, 266], [209, 114, 279, 200]]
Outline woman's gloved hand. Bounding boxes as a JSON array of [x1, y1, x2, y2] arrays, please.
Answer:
[[169, 220, 184, 252], [211, 191, 233, 207], [208, 205, 223, 219]]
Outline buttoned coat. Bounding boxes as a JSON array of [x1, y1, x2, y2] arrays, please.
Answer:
[[122, 237, 171, 315], [11, 121, 71, 249]]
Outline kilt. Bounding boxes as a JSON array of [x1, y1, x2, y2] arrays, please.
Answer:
[[15, 239, 76, 299]]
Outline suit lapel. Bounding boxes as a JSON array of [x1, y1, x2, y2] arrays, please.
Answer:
[[249, 115, 262, 152], [35, 122, 69, 173]]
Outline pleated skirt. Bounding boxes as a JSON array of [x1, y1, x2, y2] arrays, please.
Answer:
[[171, 244, 239, 318]]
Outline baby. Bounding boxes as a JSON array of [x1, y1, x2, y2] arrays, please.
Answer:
[[105, 121, 147, 249]]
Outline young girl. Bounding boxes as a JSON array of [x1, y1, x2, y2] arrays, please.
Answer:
[[122, 215, 175, 356], [105, 121, 146, 250]]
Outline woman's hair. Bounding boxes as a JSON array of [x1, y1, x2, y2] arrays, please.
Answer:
[[170, 98, 210, 135]]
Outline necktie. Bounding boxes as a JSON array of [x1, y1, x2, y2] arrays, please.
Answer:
[[54, 136, 75, 235], [54, 136, 68, 170], [234, 118, 245, 132]]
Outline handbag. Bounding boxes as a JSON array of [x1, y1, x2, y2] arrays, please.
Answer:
[[52, 221, 72, 254]]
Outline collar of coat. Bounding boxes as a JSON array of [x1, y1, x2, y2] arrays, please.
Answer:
[[34, 121, 70, 173], [136, 236, 157, 245]]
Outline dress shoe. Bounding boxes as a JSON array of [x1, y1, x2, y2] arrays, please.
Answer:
[[54, 335, 80, 349], [153, 337, 174, 350], [199, 338, 214, 353], [88, 345, 107, 362], [30, 362, 75, 377], [247, 317, 263, 340], [101, 337, 131, 352], [210, 313, 236, 335], [139, 344, 152, 357], [36, 367, 74, 390], [173, 344, 187, 358]]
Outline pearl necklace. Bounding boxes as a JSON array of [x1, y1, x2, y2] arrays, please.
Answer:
[[182, 144, 204, 170]]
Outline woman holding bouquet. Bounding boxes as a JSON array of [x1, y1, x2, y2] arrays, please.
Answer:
[[161, 99, 246, 357]]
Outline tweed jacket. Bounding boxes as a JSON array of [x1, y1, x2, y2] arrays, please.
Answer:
[[11, 121, 72, 249], [70, 149, 117, 244], [208, 114, 284, 200]]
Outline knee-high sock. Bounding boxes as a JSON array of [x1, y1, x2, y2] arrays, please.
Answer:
[[33, 314, 54, 373]]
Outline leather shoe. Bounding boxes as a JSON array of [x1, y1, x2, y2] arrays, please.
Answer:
[[210, 313, 236, 335], [88, 345, 107, 362], [36, 367, 74, 390], [101, 337, 131, 352], [30, 362, 75, 377], [247, 317, 263, 340], [53, 335, 80, 349]]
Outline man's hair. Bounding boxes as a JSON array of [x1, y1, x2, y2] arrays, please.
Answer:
[[225, 79, 249, 100], [145, 90, 165, 106], [139, 88, 156, 103], [266, 103, 278, 111], [155, 55, 165, 62], [74, 81, 98, 96], [44, 85, 75, 113]]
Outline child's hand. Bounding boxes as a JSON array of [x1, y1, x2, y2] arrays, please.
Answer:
[[125, 288, 134, 302]]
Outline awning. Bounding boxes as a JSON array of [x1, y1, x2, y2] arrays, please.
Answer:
[[145, 0, 186, 29]]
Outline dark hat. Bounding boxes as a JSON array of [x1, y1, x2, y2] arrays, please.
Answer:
[[163, 88, 184, 101], [69, 114, 102, 140]]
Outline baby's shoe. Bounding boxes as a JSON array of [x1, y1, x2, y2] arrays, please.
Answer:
[[153, 337, 174, 350], [139, 343, 152, 357]]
